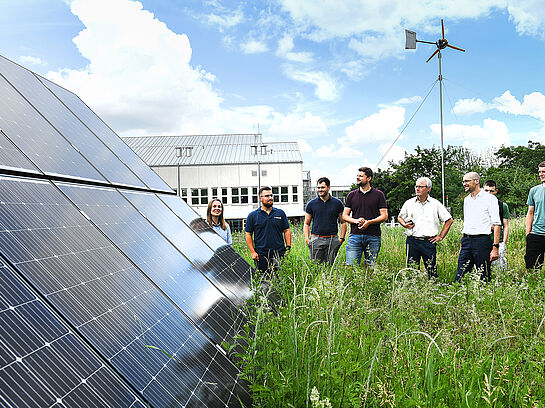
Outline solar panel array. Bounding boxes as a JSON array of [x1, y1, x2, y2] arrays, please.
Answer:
[[0, 55, 253, 407]]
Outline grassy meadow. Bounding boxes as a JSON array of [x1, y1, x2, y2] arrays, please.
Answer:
[[232, 218, 545, 407]]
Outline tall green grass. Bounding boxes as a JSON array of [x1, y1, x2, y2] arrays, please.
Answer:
[[233, 219, 545, 407]]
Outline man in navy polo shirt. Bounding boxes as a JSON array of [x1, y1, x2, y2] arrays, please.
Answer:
[[342, 167, 388, 268], [245, 186, 292, 275], [304, 177, 347, 264]]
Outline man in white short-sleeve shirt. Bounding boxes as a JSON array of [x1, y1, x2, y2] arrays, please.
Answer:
[[398, 177, 453, 278], [455, 172, 501, 282]]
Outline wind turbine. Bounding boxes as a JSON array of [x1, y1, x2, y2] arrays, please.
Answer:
[[405, 20, 465, 206]]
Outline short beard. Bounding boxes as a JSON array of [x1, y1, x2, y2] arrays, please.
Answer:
[[262, 201, 273, 208]]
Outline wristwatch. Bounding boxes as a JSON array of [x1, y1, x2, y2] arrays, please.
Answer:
[[492, 243, 499, 248]]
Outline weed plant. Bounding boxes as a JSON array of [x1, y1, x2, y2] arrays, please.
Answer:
[[233, 218, 545, 407]]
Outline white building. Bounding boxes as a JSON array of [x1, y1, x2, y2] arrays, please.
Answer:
[[122, 134, 306, 230]]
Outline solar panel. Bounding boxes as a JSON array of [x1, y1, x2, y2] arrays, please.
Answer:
[[0, 73, 106, 183], [36, 76, 173, 193], [57, 183, 247, 347], [0, 54, 253, 407], [123, 191, 253, 305], [0, 176, 251, 407], [158, 194, 254, 303], [0, 56, 146, 189], [0, 257, 146, 408]]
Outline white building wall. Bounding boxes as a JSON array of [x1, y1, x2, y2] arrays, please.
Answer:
[[152, 163, 305, 221]]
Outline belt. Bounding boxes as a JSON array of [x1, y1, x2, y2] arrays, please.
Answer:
[[462, 234, 489, 238], [411, 236, 433, 240], [312, 234, 336, 238]]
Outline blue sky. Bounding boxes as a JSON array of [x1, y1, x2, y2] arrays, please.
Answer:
[[1, 0, 545, 185]]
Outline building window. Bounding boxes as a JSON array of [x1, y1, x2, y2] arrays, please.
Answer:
[[261, 170, 267, 176], [281, 186, 289, 203], [272, 186, 279, 202], [191, 188, 208, 205], [252, 187, 258, 204], [231, 187, 249, 204], [292, 186, 298, 203], [181, 188, 188, 203], [229, 219, 244, 232], [251, 170, 257, 176], [211, 188, 227, 204]]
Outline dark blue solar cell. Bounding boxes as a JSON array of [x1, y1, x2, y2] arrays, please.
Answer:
[[0, 75, 106, 183], [0, 260, 146, 408], [59, 183, 247, 347], [0, 130, 41, 174], [0, 56, 146, 189]]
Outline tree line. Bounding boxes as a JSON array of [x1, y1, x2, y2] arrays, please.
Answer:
[[368, 141, 545, 219]]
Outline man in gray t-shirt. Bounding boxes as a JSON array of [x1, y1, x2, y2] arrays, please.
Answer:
[[525, 161, 545, 270]]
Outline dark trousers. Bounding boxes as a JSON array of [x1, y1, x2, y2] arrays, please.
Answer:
[[406, 236, 437, 278], [255, 249, 285, 278], [525, 233, 545, 270], [455, 235, 492, 282]]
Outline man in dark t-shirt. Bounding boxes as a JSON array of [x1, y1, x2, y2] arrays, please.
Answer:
[[342, 167, 388, 267], [304, 176, 347, 264], [245, 186, 291, 276]]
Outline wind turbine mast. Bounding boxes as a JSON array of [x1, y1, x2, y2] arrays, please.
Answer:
[[405, 19, 465, 207]]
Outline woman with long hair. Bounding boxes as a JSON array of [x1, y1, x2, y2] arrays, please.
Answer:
[[206, 198, 232, 245]]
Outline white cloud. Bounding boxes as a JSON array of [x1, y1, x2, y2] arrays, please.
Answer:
[[392, 96, 423, 106], [267, 111, 328, 139], [47, 0, 224, 136], [339, 106, 406, 145], [44, 0, 330, 140], [490, 90, 545, 122], [338, 60, 369, 81], [206, 9, 244, 29], [452, 98, 491, 115], [348, 30, 404, 61], [275, 0, 545, 63], [276, 34, 314, 63], [430, 118, 511, 148], [240, 40, 268, 54], [284, 68, 338, 101], [376, 144, 407, 168], [19, 55, 47, 67], [297, 139, 313, 153], [315, 144, 362, 158], [507, 0, 545, 37]]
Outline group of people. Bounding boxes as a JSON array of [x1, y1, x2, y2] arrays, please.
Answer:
[[208, 162, 545, 281]]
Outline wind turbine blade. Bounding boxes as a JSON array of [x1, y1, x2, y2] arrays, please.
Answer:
[[441, 19, 445, 39], [447, 44, 465, 52], [426, 49, 439, 63]]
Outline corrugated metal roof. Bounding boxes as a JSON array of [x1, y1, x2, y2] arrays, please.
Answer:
[[121, 134, 302, 166]]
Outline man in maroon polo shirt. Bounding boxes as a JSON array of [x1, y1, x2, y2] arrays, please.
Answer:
[[342, 167, 388, 268]]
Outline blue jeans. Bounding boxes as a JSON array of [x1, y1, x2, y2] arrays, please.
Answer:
[[406, 236, 437, 278], [455, 235, 492, 282], [346, 234, 381, 266]]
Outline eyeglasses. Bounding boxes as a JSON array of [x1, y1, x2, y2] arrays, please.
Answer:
[[415, 185, 427, 189], [538, 170, 545, 174], [260, 194, 273, 198]]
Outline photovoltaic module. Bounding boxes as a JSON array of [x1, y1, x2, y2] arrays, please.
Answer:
[[0, 55, 253, 407]]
